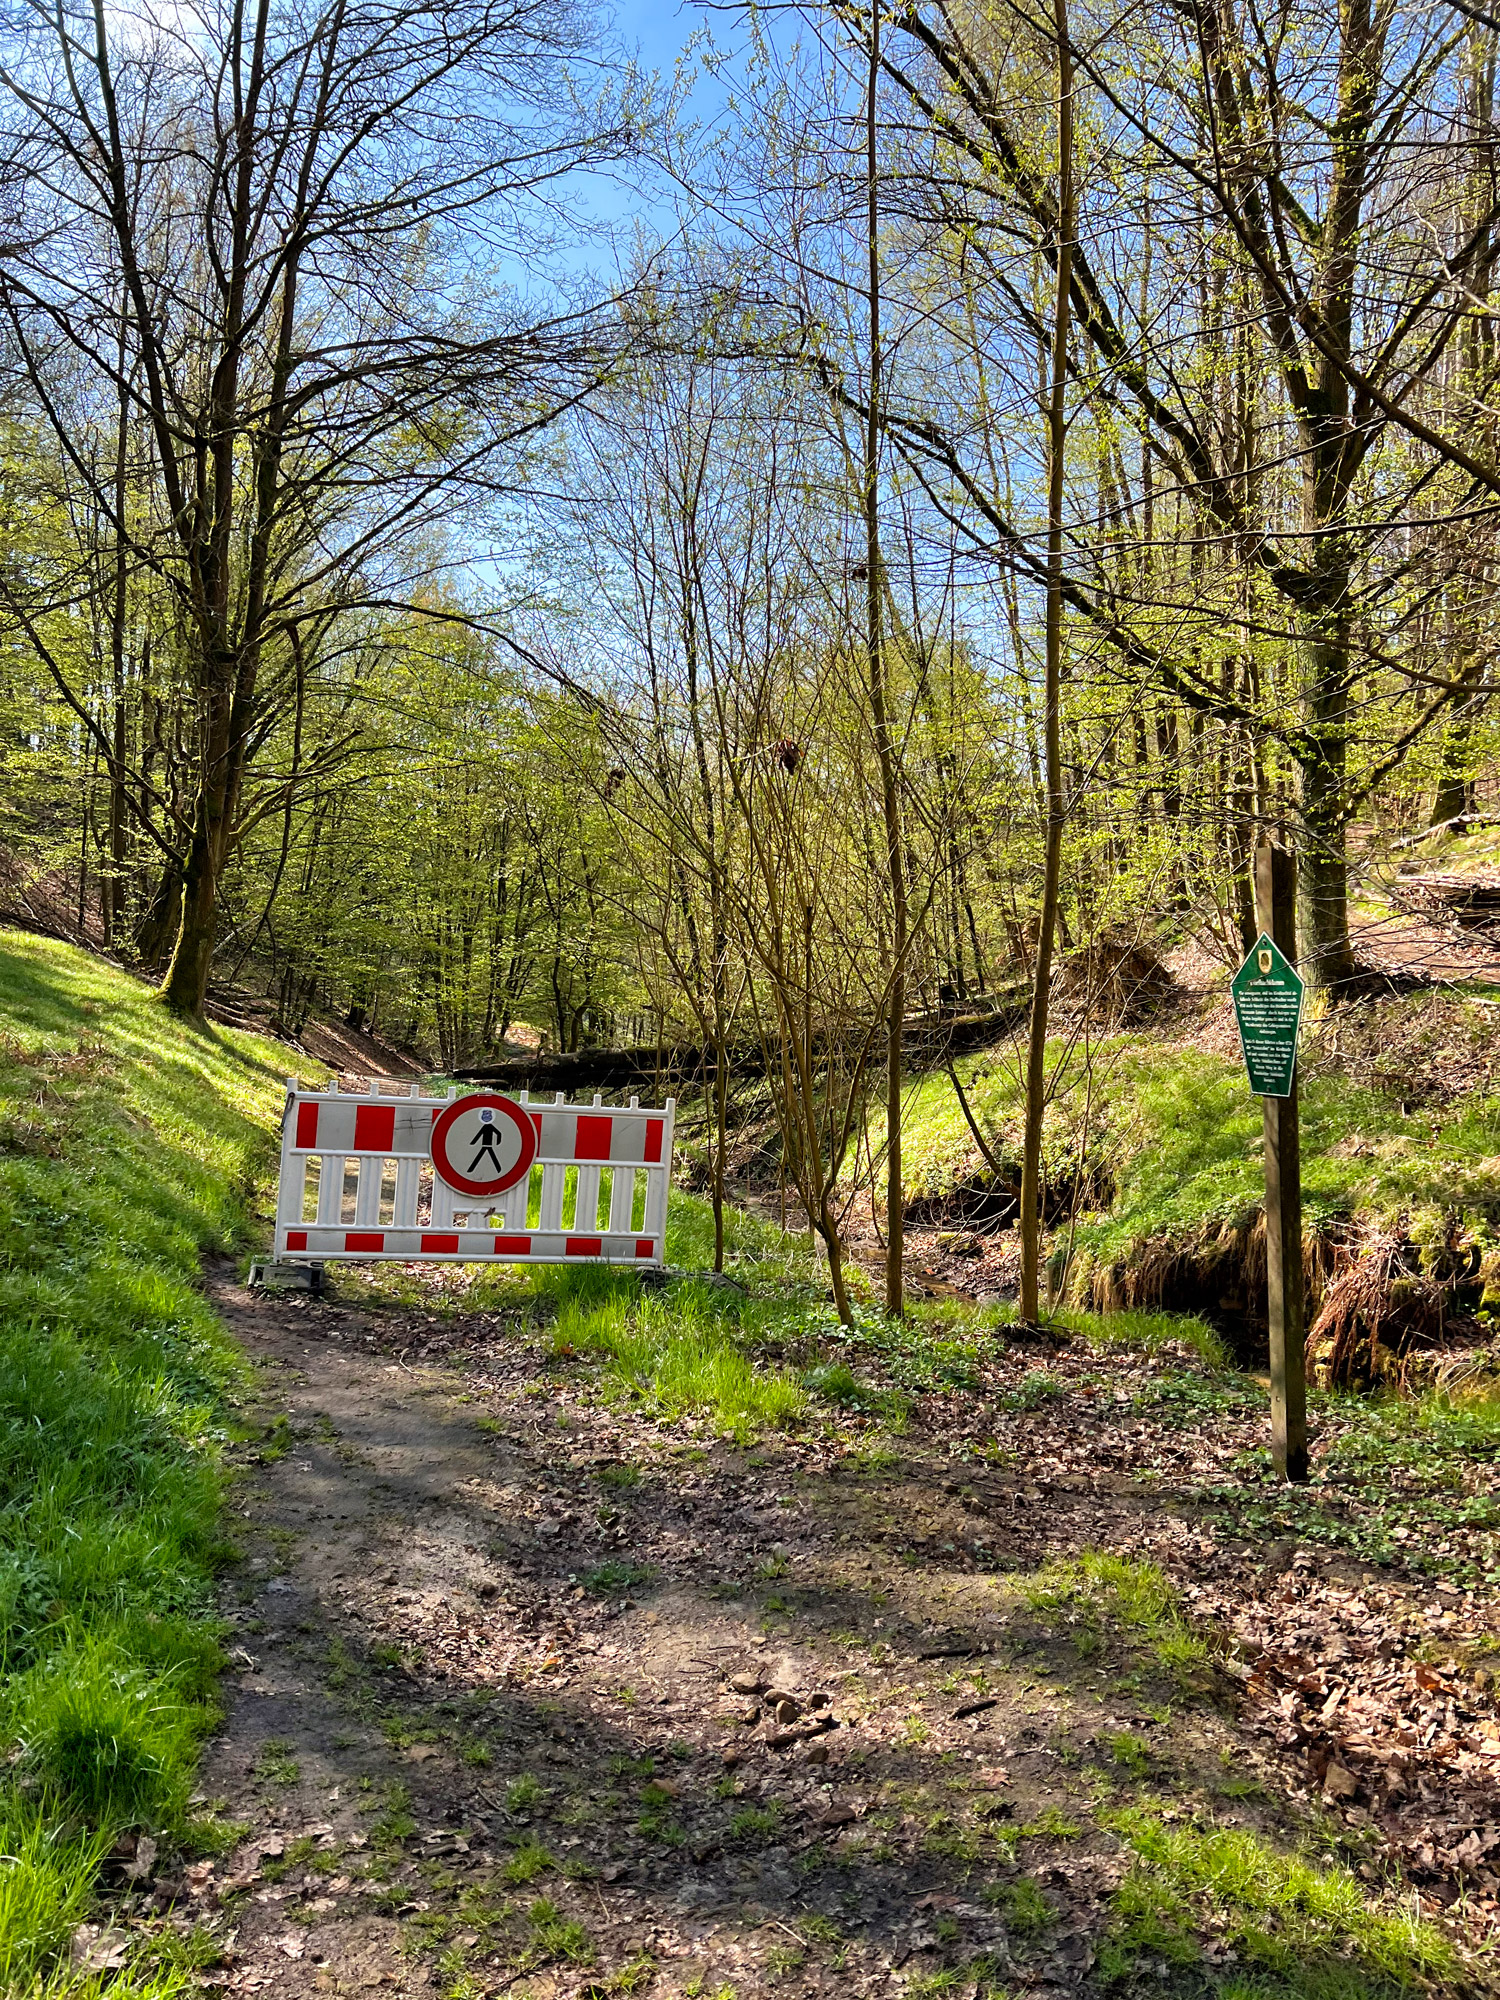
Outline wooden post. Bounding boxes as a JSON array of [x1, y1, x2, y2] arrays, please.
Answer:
[[1255, 844, 1308, 1482]]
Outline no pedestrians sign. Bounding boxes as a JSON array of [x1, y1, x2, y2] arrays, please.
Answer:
[[1231, 933, 1305, 1098]]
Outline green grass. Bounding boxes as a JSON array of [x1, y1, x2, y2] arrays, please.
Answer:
[[1103, 1729, 1152, 1778], [506, 1772, 548, 1814], [726, 1800, 782, 1843], [503, 1840, 555, 1885], [1060, 1304, 1230, 1369], [526, 1896, 594, 1964], [983, 1872, 1054, 1936], [1199, 1386, 1500, 1587], [1101, 1807, 1457, 1995], [547, 1272, 808, 1441], [372, 1780, 417, 1846], [581, 1560, 656, 1597], [889, 1024, 1500, 1301], [1023, 1551, 1210, 1683], [0, 927, 315, 1992]]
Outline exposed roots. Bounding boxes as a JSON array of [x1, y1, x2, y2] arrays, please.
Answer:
[[1071, 1212, 1342, 1362], [1054, 936, 1177, 1026], [1072, 1210, 1486, 1386], [1305, 1232, 1458, 1390]]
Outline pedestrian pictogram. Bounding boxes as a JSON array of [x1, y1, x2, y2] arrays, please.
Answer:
[[1231, 931, 1306, 1099], [431, 1093, 537, 1198], [468, 1110, 508, 1175]]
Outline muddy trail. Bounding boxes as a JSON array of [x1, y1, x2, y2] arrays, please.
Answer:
[[116, 1262, 1500, 1997]]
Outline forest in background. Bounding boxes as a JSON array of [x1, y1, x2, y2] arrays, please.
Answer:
[[4, 0, 1500, 1320]]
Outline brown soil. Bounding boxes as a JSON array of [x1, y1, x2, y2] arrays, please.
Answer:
[[104, 1264, 1500, 1996]]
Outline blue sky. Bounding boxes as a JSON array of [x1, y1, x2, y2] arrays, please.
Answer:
[[613, 0, 701, 71], [554, 0, 798, 270]]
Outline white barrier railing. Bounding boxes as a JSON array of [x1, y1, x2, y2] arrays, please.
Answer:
[[271, 1080, 676, 1268]]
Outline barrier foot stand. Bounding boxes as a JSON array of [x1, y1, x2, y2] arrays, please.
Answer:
[[248, 1261, 326, 1295]]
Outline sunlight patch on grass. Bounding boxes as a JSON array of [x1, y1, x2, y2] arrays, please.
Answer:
[[1101, 1807, 1456, 1995], [546, 1280, 806, 1441], [1062, 1304, 1229, 1369], [1023, 1550, 1210, 1683]]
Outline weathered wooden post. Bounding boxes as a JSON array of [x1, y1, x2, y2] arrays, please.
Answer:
[[1231, 844, 1308, 1483]]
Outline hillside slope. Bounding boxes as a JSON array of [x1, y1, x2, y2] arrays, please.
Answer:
[[881, 974, 1500, 1372], [0, 928, 313, 1993]]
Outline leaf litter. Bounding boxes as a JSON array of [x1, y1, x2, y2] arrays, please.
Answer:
[[102, 1256, 1500, 1996]]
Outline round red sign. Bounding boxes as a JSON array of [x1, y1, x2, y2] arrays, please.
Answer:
[[430, 1093, 537, 1198]]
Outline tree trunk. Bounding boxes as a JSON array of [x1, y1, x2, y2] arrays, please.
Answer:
[[160, 671, 245, 1014], [159, 828, 221, 1015], [1297, 565, 1360, 988], [863, 0, 907, 1319], [135, 857, 183, 971], [1020, 0, 1073, 1326]]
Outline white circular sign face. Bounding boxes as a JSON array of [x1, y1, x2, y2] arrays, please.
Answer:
[[430, 1093, 537, 1198]]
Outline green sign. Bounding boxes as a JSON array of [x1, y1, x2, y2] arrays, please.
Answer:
[[1231, 933, 1305, 1098]]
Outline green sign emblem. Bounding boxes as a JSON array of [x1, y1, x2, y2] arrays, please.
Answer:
[[1231, 933, 1305, 1098]]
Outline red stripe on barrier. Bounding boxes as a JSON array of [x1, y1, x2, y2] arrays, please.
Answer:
[[494, 1234, 532, 1254], [295, 1101, 319, 1148], [345, 1231, 385, 1251], [643, 1119, 663, 1162], [575, 1114, 612, 1160], [636, 1239, 655, 1258], [565, 1236, 602, 1257], [354, 1103, 395, 1152], [422, 1233, 460, 1253], [286, 1230, 307, 1250]]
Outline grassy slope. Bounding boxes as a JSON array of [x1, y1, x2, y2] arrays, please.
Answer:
[[896, 1005, 1500, 1285], [0, 927, 307, 1994]]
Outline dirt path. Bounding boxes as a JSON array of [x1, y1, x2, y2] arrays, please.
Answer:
[[132, 1263, 1500, 1998]]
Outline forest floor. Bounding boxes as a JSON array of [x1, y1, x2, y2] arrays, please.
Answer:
[[108, 1258, 1500, 2000]]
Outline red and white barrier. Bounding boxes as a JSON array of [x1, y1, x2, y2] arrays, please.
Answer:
[[271, 1080, 676, 1268]]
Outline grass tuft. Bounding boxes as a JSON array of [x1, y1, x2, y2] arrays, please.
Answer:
[[544, 1265, 807, 1440], [1023, 1550, 1210, 1683]]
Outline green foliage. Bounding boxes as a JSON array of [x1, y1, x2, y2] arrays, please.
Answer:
[[895, 1028, 1500, 1300], [373, 1781, 417, 1846], [984, 1872, 1055, 1936], [506, 1773, 548, 1814], [527, 1896, 594, 1964], [581, 1560, 656, 1597], [1103, 1730, 1152, 1778], [504, 1840, 556, 1885], [19, 1637, 205, 1823], [1202, 1387, 1500, 1587], [1064, 1306, 1229, 1369], [1101, 1808, 1456, 1994], [727, 1800, 782, 1843], [596, 1462, 641, 1491], [0, 928, 306, 1990], [998, 1369, 1066, 1411]]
